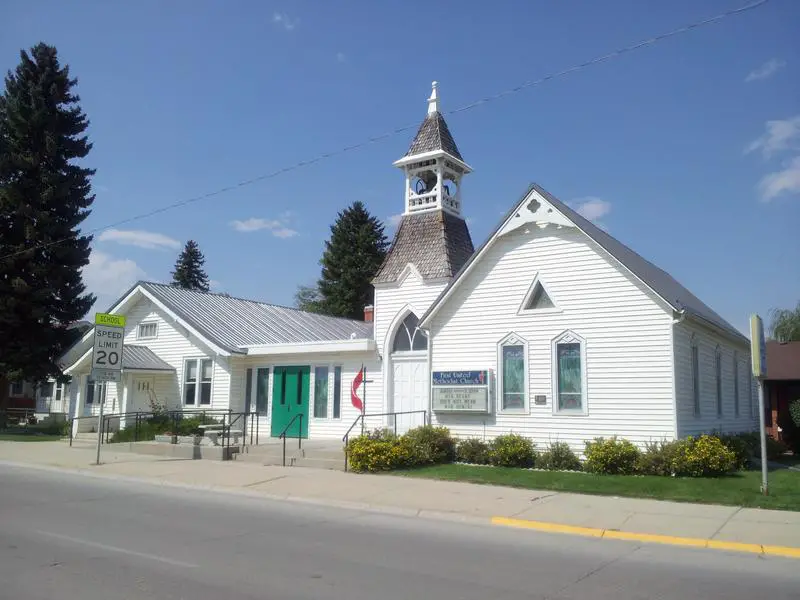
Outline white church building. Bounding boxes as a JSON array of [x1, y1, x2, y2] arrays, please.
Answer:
[[61, 82, 758, 451]]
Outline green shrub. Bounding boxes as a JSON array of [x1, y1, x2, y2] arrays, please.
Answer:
[[346, 433, 411, 472], [489, 434, 536, 468], [717, 434, 752, 470], [456, 438, 490, 464], [636, 440, 683, 476], [790, 399, 800, 428], [537, 441, 581, 471], [402, 426, 455, 465], [584, 437, 639, 475], [109, 414, 221, 444], [671, 435, 737, 477]]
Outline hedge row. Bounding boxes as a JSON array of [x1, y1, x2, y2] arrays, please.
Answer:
[[345, 427, 787, 477]]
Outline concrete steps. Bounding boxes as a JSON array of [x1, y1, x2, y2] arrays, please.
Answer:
[[236, 442, 346, 470]]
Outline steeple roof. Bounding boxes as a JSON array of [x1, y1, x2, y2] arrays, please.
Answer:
[[405, 111, 464, 162]]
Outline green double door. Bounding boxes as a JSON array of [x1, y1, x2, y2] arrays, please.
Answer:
[[270, 366, 310, 439]]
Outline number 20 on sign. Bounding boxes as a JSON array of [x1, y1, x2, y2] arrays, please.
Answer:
[[91, 313, 126, 380]]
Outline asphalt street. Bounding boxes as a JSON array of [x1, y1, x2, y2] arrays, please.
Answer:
[[0, 463, 797, 599]]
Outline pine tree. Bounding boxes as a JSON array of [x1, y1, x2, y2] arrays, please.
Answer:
[[0, 43, 95, 389], [312, 201, 388, 319], [171, 240, 210, 292]]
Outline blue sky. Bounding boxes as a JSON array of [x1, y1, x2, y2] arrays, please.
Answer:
[[2, 0, 798, 334]]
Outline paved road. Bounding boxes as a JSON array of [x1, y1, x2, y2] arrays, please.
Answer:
[[0, 464, 797, 600]]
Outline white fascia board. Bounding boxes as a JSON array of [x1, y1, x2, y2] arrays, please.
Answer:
[[242, 339, 377, 356], [65, 286, 145, 358], [63, 347, 93, 374], [392, 150, 473, 173], [137, 287, 232, 357]]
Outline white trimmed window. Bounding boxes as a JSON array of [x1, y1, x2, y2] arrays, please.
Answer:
[[518, 274, 559, 314], [498, 333, 527, 412], [333, 366, 342, 419], [392, 313, 428, 352], [715, 345, 723, 417], [552, 331, 588, 415], [184, 358, 212, 405], [255, 367, 269, 416], [137, 322, 158, 340], [733, 351, 740, 417], [9, 381, 24, 397], [313, 366, 329, 419], [691, 335, 700, 416], [85, 379, 106, 405]]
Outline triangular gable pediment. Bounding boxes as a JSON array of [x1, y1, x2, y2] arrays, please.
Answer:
[[498, 192, 574, 238]]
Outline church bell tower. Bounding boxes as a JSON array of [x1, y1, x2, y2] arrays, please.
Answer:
[[372, 82, 475, 285]]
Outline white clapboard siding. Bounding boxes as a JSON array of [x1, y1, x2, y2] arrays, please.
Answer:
[[673, 320, 757, 437], [71, 296, 232, 419], [428, 225, 677, 452], [374, 269, 448, 357], [234, 354, 382, 441]]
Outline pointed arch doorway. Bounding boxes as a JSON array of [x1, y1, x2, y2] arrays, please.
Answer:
[[390, 312, 428, 434]]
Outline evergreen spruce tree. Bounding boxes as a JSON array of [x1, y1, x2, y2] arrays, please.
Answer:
[[312, 201, 388, 319], [171, 240, 210, 292], [0, 43, 95, 389]]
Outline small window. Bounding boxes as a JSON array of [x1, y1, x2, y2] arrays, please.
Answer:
[[255, 368, 269, 415], [314, 366, 329, 418], [498, 334, 526, 411], [733, 352, 740, 417], [86, 379, 106, 405], [55, 383, 63, 403], [137, 322, 158, 340], [333, 366, 342, 419], [392, 313, 427, 352], [184, 358, 213, 405], [9, 381, 24, 397], [519, 275, 556, 312], [715, 346, 722, 417], [39, 382, 54, 398], [691, 336, 700, 416], [552, 331, 587, 414], [200, 359, 212, 405]]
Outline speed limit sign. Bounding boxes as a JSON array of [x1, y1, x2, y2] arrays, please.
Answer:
[[91, 313, 126, 383]]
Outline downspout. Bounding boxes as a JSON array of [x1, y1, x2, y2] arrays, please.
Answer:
[[421, 325, 433, 427], [671, 308, 687, 440]]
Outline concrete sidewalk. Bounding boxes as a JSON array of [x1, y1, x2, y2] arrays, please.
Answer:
[[2, 440, 799, 558]]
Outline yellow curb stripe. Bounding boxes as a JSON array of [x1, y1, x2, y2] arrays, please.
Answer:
[[491, 516, 800, 559], [763, 545, 800, 559], [492, 517, 604, 537], [603, 529, 707, 548]]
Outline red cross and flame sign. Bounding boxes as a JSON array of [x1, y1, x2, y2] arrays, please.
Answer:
[[350, 365, 367, 413]]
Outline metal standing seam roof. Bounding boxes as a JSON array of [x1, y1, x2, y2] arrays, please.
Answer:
[[420, 183, 747, 344], [373, 210, 474, 284], [405, 111, 465, 162], [140, 282, 374, 353], [122, 345, 175, 371]]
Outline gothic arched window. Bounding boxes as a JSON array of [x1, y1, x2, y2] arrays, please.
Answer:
[[392, 313, 428, 352]]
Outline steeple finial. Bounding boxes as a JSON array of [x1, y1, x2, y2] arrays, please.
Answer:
[[427, 81, 439, 115]]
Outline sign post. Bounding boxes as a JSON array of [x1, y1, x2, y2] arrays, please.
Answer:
[[91, 313, 126, 465], [750, 314, 769, 496]]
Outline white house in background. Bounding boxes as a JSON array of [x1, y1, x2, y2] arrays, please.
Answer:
[[59, 81, 757, 451]]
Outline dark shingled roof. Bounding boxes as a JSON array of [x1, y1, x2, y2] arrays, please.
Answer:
[[373, 211, 474, 284], [405, 112, 464, 162]]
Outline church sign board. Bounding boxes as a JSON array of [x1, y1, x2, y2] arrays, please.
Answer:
[[431, 370, 491, 414]]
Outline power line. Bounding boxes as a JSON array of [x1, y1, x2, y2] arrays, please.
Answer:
[[1, 0, 769, 262]]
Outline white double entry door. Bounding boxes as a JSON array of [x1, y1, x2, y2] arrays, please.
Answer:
[[391, 353, 428, 434]]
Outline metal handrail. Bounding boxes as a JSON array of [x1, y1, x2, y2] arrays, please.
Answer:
[[278, 413, 304, 467], [69, 409, 260, 452], [342, 410, 428, 471]]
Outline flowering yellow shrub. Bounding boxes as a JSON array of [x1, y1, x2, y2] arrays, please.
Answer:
[[671, 435, 736, 477]]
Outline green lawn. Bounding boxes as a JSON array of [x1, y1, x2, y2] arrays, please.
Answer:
[[399, 464, 800, 511], [0, 433, 65, 442]]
